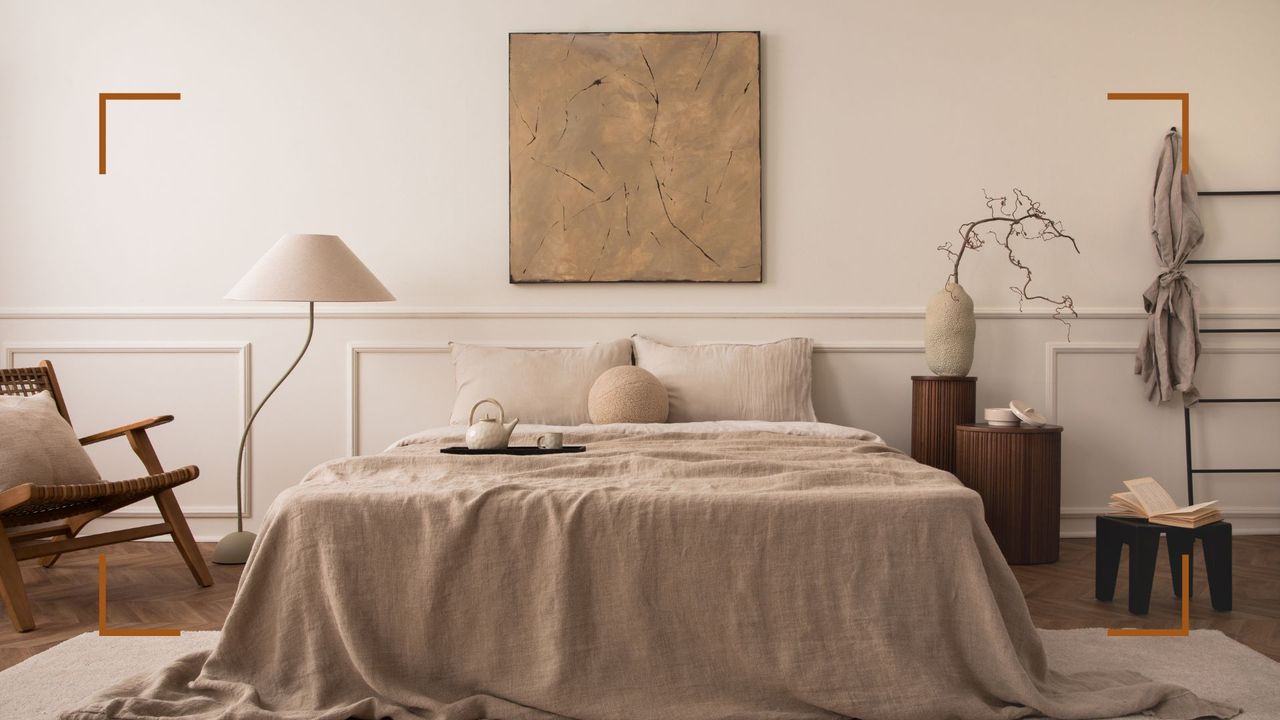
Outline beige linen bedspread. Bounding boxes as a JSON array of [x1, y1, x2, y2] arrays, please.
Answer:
[[65, 423, 1237, 720]]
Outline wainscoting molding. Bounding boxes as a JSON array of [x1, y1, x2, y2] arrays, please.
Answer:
[[1042, 341, 1280, 420], [6, 305, 1280, 321], [347, 341, 551, 456], [345, 340, 927, 456], [1, 341, 253, 518], [1045, 341, 1280, 532]]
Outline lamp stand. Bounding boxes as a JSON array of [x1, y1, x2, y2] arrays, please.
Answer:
[[213, 301, 316, 565]]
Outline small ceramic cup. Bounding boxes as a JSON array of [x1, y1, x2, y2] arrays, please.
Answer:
[[537, 432, 564, 450]]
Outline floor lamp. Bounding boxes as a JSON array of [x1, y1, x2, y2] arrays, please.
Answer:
[[213, 234, 395, 565]]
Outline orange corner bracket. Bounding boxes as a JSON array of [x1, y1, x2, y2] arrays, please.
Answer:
[[1106, 92, 1189, 175], [1107, 553, 1191, 637], [98, 553, 180, 636], [98, 92, 181, 175]]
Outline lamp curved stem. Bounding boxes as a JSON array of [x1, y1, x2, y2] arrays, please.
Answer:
[[232, 301, 315, 533]]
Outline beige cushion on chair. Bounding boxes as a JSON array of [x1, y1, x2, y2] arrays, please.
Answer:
[[449, 340, 634, 426], [0, 391, 101, 491]]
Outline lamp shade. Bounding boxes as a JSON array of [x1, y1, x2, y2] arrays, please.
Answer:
[[226, 234, 395, 302]]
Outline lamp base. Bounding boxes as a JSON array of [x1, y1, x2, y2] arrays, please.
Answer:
[[212, 530, 257, 565]]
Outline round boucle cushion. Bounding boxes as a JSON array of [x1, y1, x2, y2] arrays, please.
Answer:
[[588, 366, 669, 424]]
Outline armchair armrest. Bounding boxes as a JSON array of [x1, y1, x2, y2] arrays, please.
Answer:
[[79, 415, 174, 446]]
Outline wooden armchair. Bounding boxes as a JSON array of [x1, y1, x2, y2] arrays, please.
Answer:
[[0, 361, 212, 632]]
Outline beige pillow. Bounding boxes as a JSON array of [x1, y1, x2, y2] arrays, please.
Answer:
[[449, 340, 633, 426], [632, 336, 818, 422], [0, 391, 102, 491], [588, 366, 669, 424]]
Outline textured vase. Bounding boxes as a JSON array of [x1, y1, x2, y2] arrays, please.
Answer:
[[924, 282, 976, 376]]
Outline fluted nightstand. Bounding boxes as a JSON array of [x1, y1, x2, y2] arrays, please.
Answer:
[[954, 422, 1063, 564], [910, 376, 976, 473]]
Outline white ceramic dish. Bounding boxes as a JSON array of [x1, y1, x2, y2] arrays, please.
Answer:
[[1009, 400, 1048, 427], [984, 407, 1019, 424]]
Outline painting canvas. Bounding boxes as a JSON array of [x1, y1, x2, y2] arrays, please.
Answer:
[[509, 31, 762, 283]]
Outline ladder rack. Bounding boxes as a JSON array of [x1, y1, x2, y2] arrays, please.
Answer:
[[1183, 189, 1280, 504]]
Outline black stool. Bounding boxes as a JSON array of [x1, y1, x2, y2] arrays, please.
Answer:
[[1095, 516, 1232, 614]]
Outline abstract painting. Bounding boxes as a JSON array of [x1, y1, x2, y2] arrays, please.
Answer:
[[509, 31, 762, 283]]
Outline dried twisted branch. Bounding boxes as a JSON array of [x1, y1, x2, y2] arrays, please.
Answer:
[[937, 189, 1081, 337]]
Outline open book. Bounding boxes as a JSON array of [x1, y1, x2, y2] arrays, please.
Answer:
[[1108, 477, 1222, 528]]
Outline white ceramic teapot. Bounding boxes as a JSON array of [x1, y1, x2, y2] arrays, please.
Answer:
[[465, 398, 519, 450]]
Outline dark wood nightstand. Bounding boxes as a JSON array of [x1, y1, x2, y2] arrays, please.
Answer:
[[954, 423, 1063, 564], [910, 376, 976, 473]]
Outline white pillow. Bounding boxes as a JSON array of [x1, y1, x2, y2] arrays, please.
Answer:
[[449, 340, 633, 426], [0, 391, 102, 491], [632, 336, 818, 422]]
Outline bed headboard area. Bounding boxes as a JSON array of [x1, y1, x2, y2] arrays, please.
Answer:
[[5, 313, 1275, 543], [347, 336, 927, 455]]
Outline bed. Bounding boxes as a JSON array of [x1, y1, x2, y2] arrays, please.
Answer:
[[65, 421, 1233, 720]]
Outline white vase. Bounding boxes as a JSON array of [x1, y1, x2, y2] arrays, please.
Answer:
[[924, 282, 976, 376]]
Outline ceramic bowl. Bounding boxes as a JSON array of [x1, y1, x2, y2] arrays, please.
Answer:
[[984, 407, 1019, 425]]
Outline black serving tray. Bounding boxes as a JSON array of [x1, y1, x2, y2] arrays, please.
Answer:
[[440, 446, 586, 455]]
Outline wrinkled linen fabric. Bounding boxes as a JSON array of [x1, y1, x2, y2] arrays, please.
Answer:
[[65, 422, 1238, 720], [1135, 129, 1205, 406]]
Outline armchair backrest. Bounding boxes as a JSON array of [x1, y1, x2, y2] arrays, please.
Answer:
[[0, 360, 72, 426]]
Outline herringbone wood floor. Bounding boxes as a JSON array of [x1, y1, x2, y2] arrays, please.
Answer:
[[0, 537, 1276, 671], [0, 541, 243, 671], [1013, 536, 1280, 660]]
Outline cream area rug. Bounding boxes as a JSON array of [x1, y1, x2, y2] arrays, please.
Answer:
[[0, 629, 1275, 719], [0, 632, 219, 720]]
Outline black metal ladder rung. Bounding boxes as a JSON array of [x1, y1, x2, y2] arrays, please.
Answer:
[[1184, 404, 1280, 503], [1188, 259, 1280, 264], [1190, 468, 1280, 474], [1181, 187, 1280, 505]]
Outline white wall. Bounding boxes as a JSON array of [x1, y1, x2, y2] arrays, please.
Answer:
[[2, 0, 1278, 539]]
